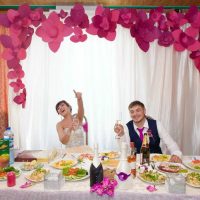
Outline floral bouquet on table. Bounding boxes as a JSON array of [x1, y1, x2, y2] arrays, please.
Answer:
[[90, 177, 118, 197]]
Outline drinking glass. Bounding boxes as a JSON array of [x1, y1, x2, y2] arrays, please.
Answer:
[[115, 120, 122, 139], [72, 115, 80, 132]]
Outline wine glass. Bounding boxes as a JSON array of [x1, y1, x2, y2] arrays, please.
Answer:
[[72, 114, 80, 132], [114, 120, 123, 139]]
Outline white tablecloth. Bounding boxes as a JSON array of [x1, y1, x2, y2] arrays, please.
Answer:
[[0, 154, 200, 200]]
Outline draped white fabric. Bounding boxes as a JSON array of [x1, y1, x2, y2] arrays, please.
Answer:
[[8, 10, 200, 155]]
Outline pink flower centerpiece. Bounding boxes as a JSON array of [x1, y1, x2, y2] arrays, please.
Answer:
[[90, 177, 118, 197]]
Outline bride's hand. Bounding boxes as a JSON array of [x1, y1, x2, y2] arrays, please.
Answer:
[[114, 122, 124, 137], [73, 90, 82, 99]]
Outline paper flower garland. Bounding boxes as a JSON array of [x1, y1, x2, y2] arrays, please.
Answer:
[[0, 4, 200, 107]]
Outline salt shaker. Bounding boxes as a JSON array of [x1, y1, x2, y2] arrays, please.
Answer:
[[7, 171, 16, 187]]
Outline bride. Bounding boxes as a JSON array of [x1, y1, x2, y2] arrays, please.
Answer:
[[55, 90, 85, 147]]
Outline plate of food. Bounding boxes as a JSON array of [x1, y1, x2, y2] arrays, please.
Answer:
[[50, 159, 77, 170], [138, 170, 166, 185], [156, 162, 188, 174], [102, 159, 119, 169], [62, 167, 89, 181], [99, 151, 120, 159], [151, 154, 171, 162], [0, 166, 21, 181], [77, 153, 94, 162], [184, 159, 200, 172], [186, 172, 200, 188], [20, 160, 44, 171], [25, 168, 50, 182]]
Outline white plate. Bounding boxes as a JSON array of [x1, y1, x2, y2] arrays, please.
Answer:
[[63, 167, 89, 181], [20, 163, 44, 171], [0, 169, 21, 181], [138, 171, 166, 185], [64, 173, 90, 181], [25, 174, 44, 183], [77, 153, 94, 161], [150, 154, 171, 162], [102, 159, 120, 169], [155, 162, 186, 174], [50, 159, 77, 170], [186, 181, 200, 188], [183, 161, 200, 172], [25, 168, 49, 183], [186, 172, 200, 188], [99, 151, 120, 159]]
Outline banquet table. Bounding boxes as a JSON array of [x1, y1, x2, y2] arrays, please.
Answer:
[[0, 148, 200, 200]]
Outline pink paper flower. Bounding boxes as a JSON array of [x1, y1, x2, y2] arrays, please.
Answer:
[[90, 177, 118, 197], [2, 47, 26, 61], [172, 27, 200, 52], [158, 31, 174, 47], [193, 58, 200, 72], [30, 8, 46, 27], [149, 7, 164, 23], [7, 65, 25, 79], [64, 4, 89, 29], [190, 50, 200, 59], [86, 6, 119, 41], [190, 50, 200, 72], [7, 9, 20, 23], [185, 6, 200, 29], [70, 27, 87, 43], [130, 19, 160, 52], [7, 58, 20, 69], [0, 35, 13, 48], [18, 4, 31, 18], [166, 10, 187, 30], [10, 79, 25, 92], [58, 9, 68, 19], [158, 15, 168, 31], [0, 13, 11, 27], [36, 11, 73, 52], [13, 88, 26, 108], [147, 185, 157, 192], [117, 8, 137, 28]]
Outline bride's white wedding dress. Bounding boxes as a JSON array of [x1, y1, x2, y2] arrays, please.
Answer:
[[64, 126, 85, 147]]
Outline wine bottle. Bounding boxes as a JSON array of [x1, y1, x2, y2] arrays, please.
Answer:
[[90, 144, 103, 187], [127, 142, 137, 177], [140, 133, 150, 165]]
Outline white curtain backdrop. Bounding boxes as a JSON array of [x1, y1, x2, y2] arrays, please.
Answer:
[[8, 9, 200, 155]]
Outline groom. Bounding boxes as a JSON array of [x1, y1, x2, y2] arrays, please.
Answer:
[[114, 100, 182, 163]]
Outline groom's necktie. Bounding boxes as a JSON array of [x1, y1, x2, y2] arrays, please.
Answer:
[[137, 127, 145, 141]]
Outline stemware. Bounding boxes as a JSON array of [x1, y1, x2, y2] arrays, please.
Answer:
[[115, 120, 123, 139], [72, 114, 80, 132]]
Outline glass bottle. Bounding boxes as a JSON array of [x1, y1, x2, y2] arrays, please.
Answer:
[[115, 142, 132, 190], [127, 142, 137, 177], [140, 133, 150, 165], [4, 127, 14, 165], [89, 144, 103, 187]]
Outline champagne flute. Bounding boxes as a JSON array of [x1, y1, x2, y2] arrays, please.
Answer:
[[115, 120, 122, 139], [72, 114, 80, 132]]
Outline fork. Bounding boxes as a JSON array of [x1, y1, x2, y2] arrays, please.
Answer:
[[62, 153, 67, 159]]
